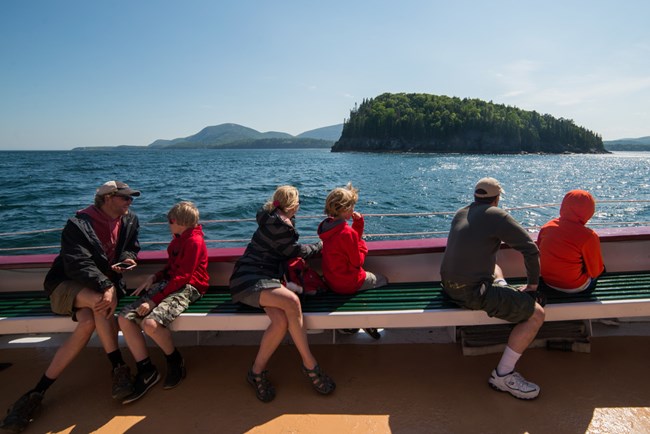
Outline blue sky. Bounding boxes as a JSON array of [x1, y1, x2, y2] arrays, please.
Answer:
[[1, 0, 649, 150]]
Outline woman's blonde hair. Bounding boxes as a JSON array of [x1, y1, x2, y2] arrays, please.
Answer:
[[324, 183, 358, 217], [168, 201, 200, 227], [264, 185, 300, 212]]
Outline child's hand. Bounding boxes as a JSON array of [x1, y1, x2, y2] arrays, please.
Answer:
[[352, 212, 362, 221], [136, 301, 155, 316], [132, 275, 155, 296]]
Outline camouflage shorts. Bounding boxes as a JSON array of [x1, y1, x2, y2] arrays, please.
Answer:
[[120, 281, 202, 328]]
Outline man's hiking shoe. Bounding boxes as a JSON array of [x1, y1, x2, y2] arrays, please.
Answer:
[[122, 368, 160, 404], [0, 391, 43, 433], [163, 359, 186, 390], [111, 364, 134, 400], [488, 369, 540, 400]]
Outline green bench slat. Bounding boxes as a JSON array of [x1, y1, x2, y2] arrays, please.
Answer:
[[2, 272, 650, 320]]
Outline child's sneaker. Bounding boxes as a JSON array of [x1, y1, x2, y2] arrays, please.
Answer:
[[0, 391, 43, 433], [363, 328, 382, 340], [163, 359, 186, 390], [111, 364, 134, 400], [488, 369, 540, 399], [122, 368, 160, 404]]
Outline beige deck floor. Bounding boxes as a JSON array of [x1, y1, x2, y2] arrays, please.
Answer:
[[1, 334, 650, 434]]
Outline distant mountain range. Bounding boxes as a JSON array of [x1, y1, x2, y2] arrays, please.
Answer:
[[603, 136, 650, 151], [73, 123, 343, 151]]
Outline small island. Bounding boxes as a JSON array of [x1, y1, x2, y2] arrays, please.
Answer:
[[332, 93, 606, 154]]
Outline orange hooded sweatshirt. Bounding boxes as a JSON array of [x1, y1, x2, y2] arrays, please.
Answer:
[[537, 190, 605, 290]]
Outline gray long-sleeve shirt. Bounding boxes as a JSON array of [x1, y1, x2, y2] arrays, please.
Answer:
[[440, 202, 540, 286]]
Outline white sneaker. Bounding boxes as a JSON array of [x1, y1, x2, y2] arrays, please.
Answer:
[[488, 369, 540, 400]]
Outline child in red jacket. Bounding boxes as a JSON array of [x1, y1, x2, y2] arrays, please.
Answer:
[[118, 201, 209, 403], [318, 183, 388, 338]]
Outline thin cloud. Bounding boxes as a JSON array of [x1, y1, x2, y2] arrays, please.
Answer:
[[495, 59, 650, 110]]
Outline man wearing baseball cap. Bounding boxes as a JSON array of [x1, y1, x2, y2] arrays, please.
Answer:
[[1, 181, 141, 432], [440, 177, 545, 400]]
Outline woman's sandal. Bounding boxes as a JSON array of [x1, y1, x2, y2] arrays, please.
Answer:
[[247, 368, 276, 403], [302, 364, 336, 395]]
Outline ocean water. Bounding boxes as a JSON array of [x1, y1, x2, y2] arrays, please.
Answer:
[[1, 149, 649, 255]]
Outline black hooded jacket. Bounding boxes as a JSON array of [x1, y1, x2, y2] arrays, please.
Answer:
[[43, 210, 140, 296]]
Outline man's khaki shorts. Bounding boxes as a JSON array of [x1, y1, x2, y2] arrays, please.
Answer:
[[49, 280, 86, 321], [442, 280, 535, 323]]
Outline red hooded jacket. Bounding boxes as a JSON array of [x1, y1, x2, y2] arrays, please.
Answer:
[[317, 216, 368, 294], [537, 190, 605, 290], [152, 225, 209, 304]]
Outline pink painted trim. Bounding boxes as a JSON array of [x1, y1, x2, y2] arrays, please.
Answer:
[[1, 226, 649, 270]]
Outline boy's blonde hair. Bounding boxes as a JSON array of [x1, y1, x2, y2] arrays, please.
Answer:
[[264, 185, 300, 212], [168, 201, 200, 227], [324, 183, 358, 217]]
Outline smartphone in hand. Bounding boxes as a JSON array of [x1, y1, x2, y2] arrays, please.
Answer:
[[114, 262, 136, 270]]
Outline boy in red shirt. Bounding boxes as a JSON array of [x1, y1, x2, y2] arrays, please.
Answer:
[[537, 190, 605, 293], [118, 201, 209, 403], [318, 183, 388, 338]]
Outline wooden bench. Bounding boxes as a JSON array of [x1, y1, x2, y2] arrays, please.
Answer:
[[2, 227, 649, 339], [2, 272, 649, 335]]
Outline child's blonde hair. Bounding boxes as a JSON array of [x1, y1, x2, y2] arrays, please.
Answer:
[[324, 183, 359, 217], [168, 201, 200, 227], [264, 185, 300, 212]]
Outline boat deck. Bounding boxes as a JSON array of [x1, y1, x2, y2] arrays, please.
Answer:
[[1, 326, 650, 433]]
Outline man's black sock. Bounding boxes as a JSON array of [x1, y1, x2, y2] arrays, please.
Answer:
[[31, 374, 55, 395]]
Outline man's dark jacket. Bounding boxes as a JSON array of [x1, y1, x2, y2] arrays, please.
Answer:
[[44, 211, 140, 296]]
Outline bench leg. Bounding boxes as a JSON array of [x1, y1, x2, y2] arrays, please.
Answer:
[[586, 319, 593, 337], [448, 326, 457, 343]]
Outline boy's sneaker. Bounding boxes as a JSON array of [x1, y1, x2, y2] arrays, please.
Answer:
[[0, 391, 44, 433], [363, 328, 382, 340], [488, 369, 540, 400], [122, 368, 160, 404], [111, 364, 134, 400], [163, 359, 186, 390]]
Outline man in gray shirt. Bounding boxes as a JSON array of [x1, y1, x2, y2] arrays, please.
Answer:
[[440, 177, 545, 400]]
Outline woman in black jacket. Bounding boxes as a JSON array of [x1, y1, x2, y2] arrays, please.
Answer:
[[230, 185, 335, 403]]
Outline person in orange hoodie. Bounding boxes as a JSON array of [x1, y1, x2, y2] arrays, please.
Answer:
[[537, 190, 605, 293]]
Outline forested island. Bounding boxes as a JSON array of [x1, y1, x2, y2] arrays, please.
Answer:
[[332, 93, 606, 154]]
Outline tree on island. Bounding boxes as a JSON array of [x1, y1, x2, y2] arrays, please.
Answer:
[[332, 93, 605, 154]]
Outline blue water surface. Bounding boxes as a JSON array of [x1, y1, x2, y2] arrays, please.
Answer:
[[1, 149, 649, 254]]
